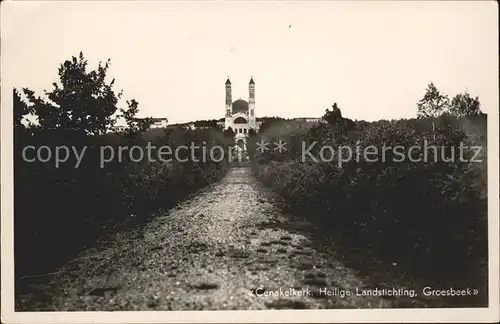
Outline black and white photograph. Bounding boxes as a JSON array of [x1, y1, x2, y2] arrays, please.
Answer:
[[1, 0, 499, 323]]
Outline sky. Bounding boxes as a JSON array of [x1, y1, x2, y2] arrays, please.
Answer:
[[1, 0, 498, 124]]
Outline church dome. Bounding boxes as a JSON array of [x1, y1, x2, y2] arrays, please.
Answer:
[[232, 99, 249, 113]]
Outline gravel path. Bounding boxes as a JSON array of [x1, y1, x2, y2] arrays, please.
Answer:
[[16, 167, 429, 311]]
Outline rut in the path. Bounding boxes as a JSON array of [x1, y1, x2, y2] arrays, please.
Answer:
[[16, 167, 433, 311]]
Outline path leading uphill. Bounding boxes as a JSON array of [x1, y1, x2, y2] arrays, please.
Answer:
[[17, 167, 432, 311]]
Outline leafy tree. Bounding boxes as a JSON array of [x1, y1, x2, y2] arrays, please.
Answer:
[[321, 103, 354, 143], [22, 52, 121, 135], [449, 91, 482, 117], [246, 128, 258, 160], [119, 99, 153, 137], [322, 102, 343, 126], [417, 82, 450, 118]]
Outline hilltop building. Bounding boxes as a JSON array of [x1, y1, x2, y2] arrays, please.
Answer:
[[149, 118, 169, 129], [293, 117, 323, 123], [217, 77, 262, 147], [111, 117, 168, 133]]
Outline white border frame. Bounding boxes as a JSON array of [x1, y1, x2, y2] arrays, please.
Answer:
[[1, 1, 499, 323]]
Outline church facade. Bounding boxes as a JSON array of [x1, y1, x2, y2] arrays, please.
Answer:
[[218, 77, 261, 146]]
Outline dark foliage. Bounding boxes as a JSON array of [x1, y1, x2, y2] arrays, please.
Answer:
[[193, 119, 221, 128], [252, 103, 488, 294], [14, 53, 230, 281]]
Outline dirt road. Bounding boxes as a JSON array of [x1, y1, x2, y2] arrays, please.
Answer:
[[17, 167, 429, 311]]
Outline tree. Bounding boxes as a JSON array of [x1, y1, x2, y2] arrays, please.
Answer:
[[246, 128, 258, 161], [22, 52, 121, 135], [417, 82, 450, 118], [322, 102, 343, 126], [119, 99, 153, 137], [321, 102, 355, 144], [449, 91, 482, 117]]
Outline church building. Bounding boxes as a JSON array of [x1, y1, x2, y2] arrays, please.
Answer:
[[218, 77, 261, 146]]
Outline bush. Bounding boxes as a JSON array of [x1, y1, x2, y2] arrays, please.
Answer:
[[15, 127, 231, 278], [13, 53, 232, 279], [253, 114, 487, 282]]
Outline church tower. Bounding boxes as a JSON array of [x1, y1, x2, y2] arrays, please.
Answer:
[[224, 78, 232, 130], [248, 77, 256, 129]]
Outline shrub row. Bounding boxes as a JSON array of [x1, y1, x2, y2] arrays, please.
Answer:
[[14, 126, 231, 278], [252, 115, 487, 281]]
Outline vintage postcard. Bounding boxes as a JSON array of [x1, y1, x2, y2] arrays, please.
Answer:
[[1, 0, 499, 323]]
